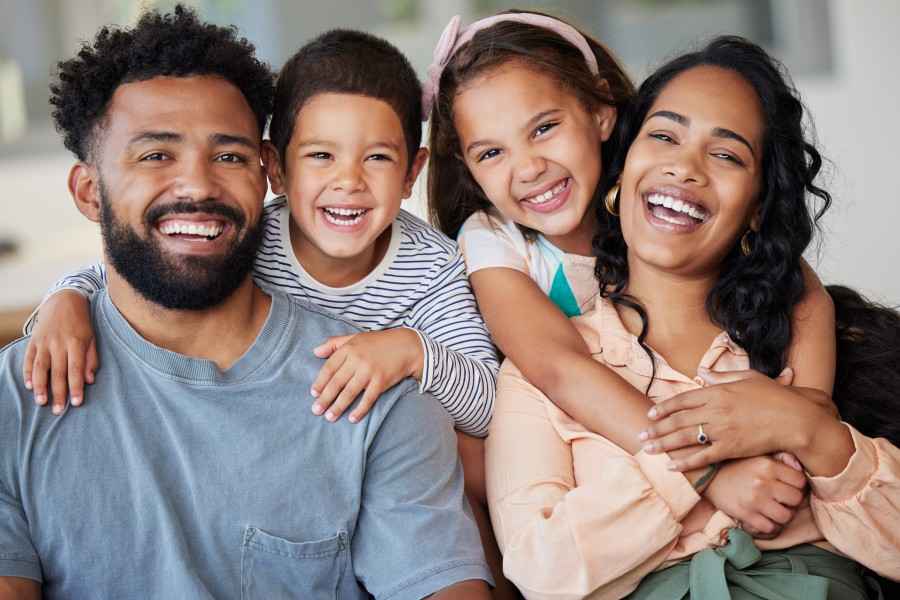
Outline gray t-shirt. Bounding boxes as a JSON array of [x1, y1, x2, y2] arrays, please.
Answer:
[[0, 289, 490, 599]]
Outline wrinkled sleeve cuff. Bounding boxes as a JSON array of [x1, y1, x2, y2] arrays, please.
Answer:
[[0, 556, 42, 583], [635, 450, 701, 521]]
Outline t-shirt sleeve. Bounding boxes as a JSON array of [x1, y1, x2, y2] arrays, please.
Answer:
[[456, 211, 530, 277], [22, 262, 107, 335], [352, 384, 492, 599], [0, 349, 43, 583]]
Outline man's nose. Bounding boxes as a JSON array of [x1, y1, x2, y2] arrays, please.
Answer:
[[173, 158, 222, 201]]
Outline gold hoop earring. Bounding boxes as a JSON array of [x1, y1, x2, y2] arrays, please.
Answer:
[[740, 230, 754, 256], [604, 183, 620, 216]]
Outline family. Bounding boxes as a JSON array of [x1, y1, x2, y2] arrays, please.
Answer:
[[0, 4, 898, 599]]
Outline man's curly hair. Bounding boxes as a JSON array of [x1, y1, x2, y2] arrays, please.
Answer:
[[50, 4, 274, 161]]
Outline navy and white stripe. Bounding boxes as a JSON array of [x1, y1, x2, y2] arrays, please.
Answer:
[[30, 197, 498, 436]]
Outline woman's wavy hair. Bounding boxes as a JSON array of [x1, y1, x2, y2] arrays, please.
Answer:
[[594, 36, 831, 378], [427, 10, 634, 239]]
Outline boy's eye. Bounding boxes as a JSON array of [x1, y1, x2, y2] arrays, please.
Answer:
[[366, 153, 393, 162], [215, 152, 246, 163], [306, 152, 332, 160], [477, 148, 501, 163], [533, 121, 559, 138]]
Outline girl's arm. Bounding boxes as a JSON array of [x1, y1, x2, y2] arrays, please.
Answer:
[[470, 267, 652, 453], [22, 263, 106, 413]]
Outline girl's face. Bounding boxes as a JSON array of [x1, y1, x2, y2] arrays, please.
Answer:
[[453, 63, 616, 252], [619, 65, 764, 278]]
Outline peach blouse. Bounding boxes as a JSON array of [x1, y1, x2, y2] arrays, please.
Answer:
[[486, 297, 900, 600]]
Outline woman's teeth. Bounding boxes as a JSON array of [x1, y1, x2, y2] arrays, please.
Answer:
[[159, 221, 224, 239], [646, 193, 708, 222], [525, 179, 569, 205], [323, 207, 368, 226]]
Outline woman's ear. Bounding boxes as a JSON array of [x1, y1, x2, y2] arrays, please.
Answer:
[[261, 141, 286, 195], [749, 205, 762, 232], [69, 163, 101, 223], [402, 147, 429, 199]]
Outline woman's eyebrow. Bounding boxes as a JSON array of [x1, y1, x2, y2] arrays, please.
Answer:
[[647, 110, 755, 156]]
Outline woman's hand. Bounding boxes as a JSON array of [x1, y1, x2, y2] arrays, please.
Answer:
[[704, 455, 807, 539], [23, 290, 98, 414], [639, 368, 836, 471], [310, 328, 424, 423]]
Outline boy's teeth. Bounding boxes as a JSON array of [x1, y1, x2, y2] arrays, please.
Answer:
[[646, 193, 708, 221], [323, 207, 367, 226], [159, 221, 224, 238]]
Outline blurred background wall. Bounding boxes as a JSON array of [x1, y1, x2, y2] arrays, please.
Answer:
[[1, 0, 897, 344]]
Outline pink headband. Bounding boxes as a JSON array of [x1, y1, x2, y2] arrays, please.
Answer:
[[422, 13, 600, 120]]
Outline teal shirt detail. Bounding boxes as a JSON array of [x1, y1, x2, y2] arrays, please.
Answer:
[[549, 265, 582, 317]]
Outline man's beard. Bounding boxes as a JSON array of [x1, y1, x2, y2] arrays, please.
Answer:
[[99, 185, 262, 311]]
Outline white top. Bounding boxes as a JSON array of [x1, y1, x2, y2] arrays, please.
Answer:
[[456, 209, 598, 317], [27, 196, 498, 437]]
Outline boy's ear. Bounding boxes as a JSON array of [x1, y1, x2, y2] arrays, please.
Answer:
[[401, 147, 429, 199], [261, 141, 286, 195], [69, 163, 101, 223]]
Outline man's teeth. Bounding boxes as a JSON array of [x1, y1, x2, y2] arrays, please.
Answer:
[[159, 222, 224, 238], [525, 179, 569, 205], [323, 207, 367, 226], [646, 193, 708, 221]]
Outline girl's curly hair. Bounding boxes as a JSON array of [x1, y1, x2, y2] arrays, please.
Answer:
[[50, 4, 274, 161], [595, 36, 831, 378]]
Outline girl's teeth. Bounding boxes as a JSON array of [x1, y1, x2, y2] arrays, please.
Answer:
[[526, 179, 569, 204]]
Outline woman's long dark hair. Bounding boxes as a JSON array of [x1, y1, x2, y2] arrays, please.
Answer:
[[594, 36, 831, 378], [427, 10, 634, 239]]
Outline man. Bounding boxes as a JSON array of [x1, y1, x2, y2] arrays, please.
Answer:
[[0, 7, 491, 599]]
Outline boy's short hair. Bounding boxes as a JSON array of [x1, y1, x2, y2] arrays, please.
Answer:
[[269, 29, 423, 171], [50, 4, 274, 162]]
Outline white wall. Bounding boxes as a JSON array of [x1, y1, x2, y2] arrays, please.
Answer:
[[796, 0, 900, 304]]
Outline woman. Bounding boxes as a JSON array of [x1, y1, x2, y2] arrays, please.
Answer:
[[485, 36, 899, 600]]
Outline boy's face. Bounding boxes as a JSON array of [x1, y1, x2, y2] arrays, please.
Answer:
[[266, 93, 426, 279]]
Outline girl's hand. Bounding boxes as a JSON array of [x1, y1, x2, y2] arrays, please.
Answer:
[[310, 328, 424, 424], [22, 290, 98, 414], [703, 455, 807, 539], [639, 368, 834, 470]]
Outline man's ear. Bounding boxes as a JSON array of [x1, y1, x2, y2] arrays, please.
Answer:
[[401, 147, 429, 199], [69, 163, 101, 223], [261, 141, 286, 195]]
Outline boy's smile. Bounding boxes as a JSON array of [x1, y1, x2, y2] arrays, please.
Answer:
[[265, 93, 426, 287]]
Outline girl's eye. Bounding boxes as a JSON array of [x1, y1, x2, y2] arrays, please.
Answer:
[[533, 121, 559, 138], [649, 132, 676, 144], [477, 148, 501, 163]]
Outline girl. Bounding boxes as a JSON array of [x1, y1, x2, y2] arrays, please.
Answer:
[[425, 11, 834, 477], [486, 36, 899, 599]]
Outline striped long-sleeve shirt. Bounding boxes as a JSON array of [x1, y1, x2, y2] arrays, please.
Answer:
[[26, 197, 498, 436]]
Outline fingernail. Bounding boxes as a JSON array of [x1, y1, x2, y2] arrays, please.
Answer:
[[71, 396, 82, 406], [647, 407, 657, 419], [638, 430, 650, 441], [87, 372, 95, 384], [311, 403, 323, 415], [310, 388, 319, 398], [25, 380, 32, 390], [643, 442, 657, 453], [348, 415, 358, 424], [666, 462, 678, 471], [35, 394, 47, 406], [325, 411, 336, 422], [52, 405, 62, 415]]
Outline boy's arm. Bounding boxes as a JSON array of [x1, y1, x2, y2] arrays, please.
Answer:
[[470, 267, 652, 453], [0, 578, 40, 599], [23, 263, 106, 335], [405, 252, 498, 437]]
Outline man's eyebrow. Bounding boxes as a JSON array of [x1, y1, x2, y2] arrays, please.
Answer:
[[711, 127, 755, 157], [210, 133, 258, 149], [126, 131, 182, 147]]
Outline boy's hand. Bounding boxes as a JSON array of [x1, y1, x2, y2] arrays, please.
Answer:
[[310, 328, 424, 423], [703, 456, 807, 539], [23, 290, 98, 414]]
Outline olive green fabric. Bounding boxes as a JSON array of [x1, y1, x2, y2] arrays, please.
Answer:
[[627, 528, 873, 600]]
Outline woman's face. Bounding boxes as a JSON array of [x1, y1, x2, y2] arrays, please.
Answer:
[[619, 65, 764, 278]]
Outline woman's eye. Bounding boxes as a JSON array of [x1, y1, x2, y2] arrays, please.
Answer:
[[477, 148, 501, 163], [712, 152, 745, 166], [649, 132, 676, 144], [533, 122, 558, 138]]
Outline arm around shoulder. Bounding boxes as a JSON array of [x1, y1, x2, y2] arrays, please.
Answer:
[[0, 577, 40, 599]]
